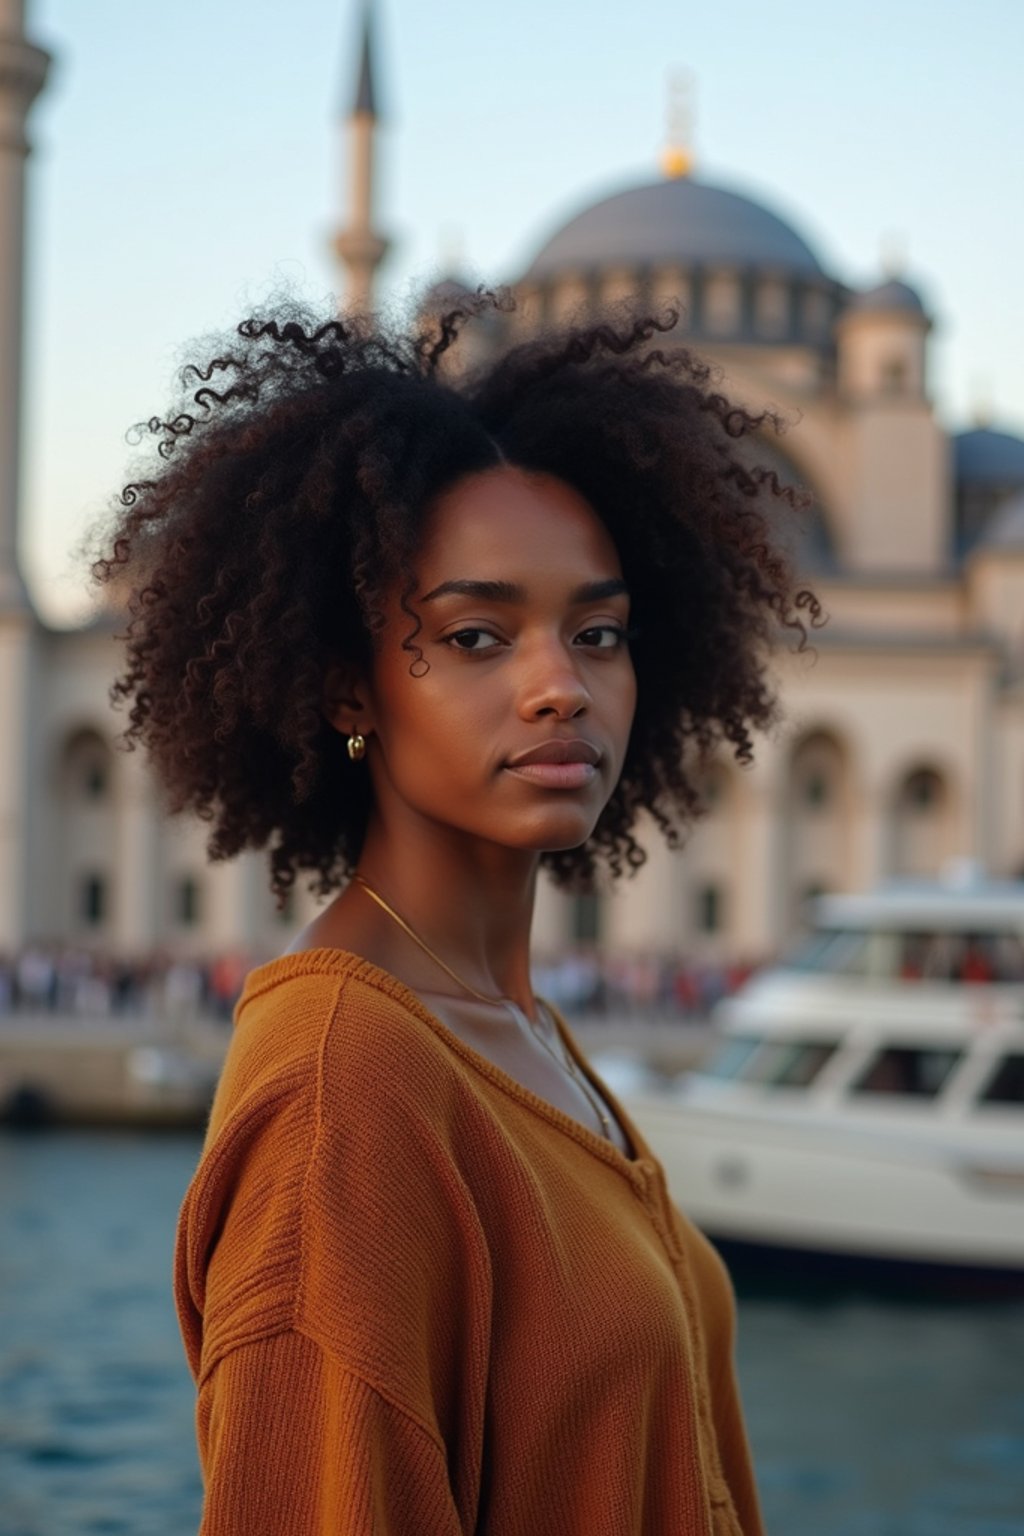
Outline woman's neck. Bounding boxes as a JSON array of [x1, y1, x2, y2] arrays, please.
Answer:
[[350, 814, 540, 1011]]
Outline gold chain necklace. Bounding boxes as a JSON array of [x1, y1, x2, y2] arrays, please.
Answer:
[[351, 873, 614, 1141]]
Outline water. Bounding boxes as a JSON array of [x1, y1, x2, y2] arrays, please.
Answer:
[[1, 1131, 1022, 1536], [1, 1133, 201, 1536]]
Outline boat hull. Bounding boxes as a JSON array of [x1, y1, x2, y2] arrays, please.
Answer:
[[616, 1091, 1024, 1281], [708, 1233, 1024, 1301]]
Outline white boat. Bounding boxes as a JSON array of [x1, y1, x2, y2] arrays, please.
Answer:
[[597, 867, 1024, 1289]]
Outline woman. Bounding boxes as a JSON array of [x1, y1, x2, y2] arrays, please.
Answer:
[[95, 297, 820, 1534]]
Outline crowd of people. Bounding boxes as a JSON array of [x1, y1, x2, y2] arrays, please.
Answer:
[[0, 946, 250, 1022], [0, 943, 757, 1023], [532, 951, 760, 1018]]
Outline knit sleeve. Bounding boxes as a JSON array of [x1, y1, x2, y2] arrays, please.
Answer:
[[176, 979, 493, 1534], [704, 1319, 764, 1536], [681, 1223, 766, 1536], [196, 1328, 465, 1536]]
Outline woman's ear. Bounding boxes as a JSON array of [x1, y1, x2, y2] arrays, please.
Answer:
[[322, 660, 375, 739]]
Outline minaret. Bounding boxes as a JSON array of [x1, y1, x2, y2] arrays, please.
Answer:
[[0, 0, 51, 610], [332, 1, 390, 315]]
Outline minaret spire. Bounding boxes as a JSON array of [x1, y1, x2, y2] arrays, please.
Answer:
[[351, 0, 377, 117], [332, 1, 391, 315], [0, 0, 52, 609]]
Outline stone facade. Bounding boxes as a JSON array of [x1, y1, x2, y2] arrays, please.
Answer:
[[3, 4, 1024, 966]]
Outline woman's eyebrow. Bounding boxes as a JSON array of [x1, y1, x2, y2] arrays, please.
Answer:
[[421, 577, 629, 604]]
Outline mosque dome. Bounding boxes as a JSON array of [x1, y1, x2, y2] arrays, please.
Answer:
[[954, 429, 1024, 556], [954, 427, 1024, 486], [523, 175, 829, 283], [417, 272, 478, 314], [513, 172, 846, 354], [845, 278, 928, 318]]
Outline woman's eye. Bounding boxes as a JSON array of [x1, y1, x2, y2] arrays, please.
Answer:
[[576, 625, 628, 649], [445, 628, 501, 653]]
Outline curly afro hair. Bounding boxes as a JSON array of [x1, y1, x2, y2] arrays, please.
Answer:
[[92, 293, 823, 903]]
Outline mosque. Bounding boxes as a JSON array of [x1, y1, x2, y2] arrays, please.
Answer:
[[2, 2, 1024, 971]]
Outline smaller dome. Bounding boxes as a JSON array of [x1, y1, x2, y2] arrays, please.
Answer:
[[845, 278, 928, 317], [977, 492, 1024, 552], [955, 427, 1024, 486], [417, 272, 480, 316]]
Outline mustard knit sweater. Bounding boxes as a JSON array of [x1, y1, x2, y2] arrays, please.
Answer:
[[175, 951, 765, 1535]]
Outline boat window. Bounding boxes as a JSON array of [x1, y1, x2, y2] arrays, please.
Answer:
[[850, 1046, 963, 1099], [787, 927, 1024, 983], [783, 928, 898, 978], [898, 930, 1024, 983], [701, 1036, 762, 1080], [785, 928, 869, 974], [989, 934, 1024, 983], [977, 1053, 1024, 1106], [752, 1040, 838, 1088], [784, 929, 840, 970]]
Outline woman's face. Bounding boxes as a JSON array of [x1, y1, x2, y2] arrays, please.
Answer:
[[357, 464, 637, 859]]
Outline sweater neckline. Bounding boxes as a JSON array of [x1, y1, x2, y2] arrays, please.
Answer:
[[240, 947, 659, 1184]]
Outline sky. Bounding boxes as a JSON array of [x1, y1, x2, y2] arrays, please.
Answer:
[[19, 0, 1024, 625]]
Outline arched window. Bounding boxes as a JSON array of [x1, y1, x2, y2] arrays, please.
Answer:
[[680, 763, 736, 953], [791, 734, 842, 815], [175, 875, 202, 927], [889, 765, 953, 878], [61, 728, 113, 801], [571, 892, 602, 945], [695, 882, 724, 934], [79, 872, 107, 926], [783, 730, 852, 934], [902, 768, 942, 811], [802, 769, 829, 810], [696, 763, 730, 815], [58, 729, 118, 940]]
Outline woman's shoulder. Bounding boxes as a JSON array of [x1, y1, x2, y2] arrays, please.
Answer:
[[177, 951, 491, 1386], [236, 945, 458, 1053], [211, 948, 468, 1140]]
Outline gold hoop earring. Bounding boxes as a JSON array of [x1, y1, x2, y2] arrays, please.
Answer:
[[346, 732, 366, 762]]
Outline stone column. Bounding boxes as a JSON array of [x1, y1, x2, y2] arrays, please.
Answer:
[[603, 828, 682, 952], [0, 618, 34, 945], [0, 4, 50, 947], [852, 774, 891, 890], [732, 764, 782, 960], [113, 753, 160, 955], [0, 2, 51, 605], [205, 850, 261, 952]]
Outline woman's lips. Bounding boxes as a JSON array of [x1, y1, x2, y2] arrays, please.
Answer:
[[503, 761, 598, 789]]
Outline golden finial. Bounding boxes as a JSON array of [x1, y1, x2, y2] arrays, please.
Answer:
[[662, 68, 694, 179]]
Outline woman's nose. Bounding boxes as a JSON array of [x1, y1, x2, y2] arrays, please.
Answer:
[[517, 641, 590, 720]]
